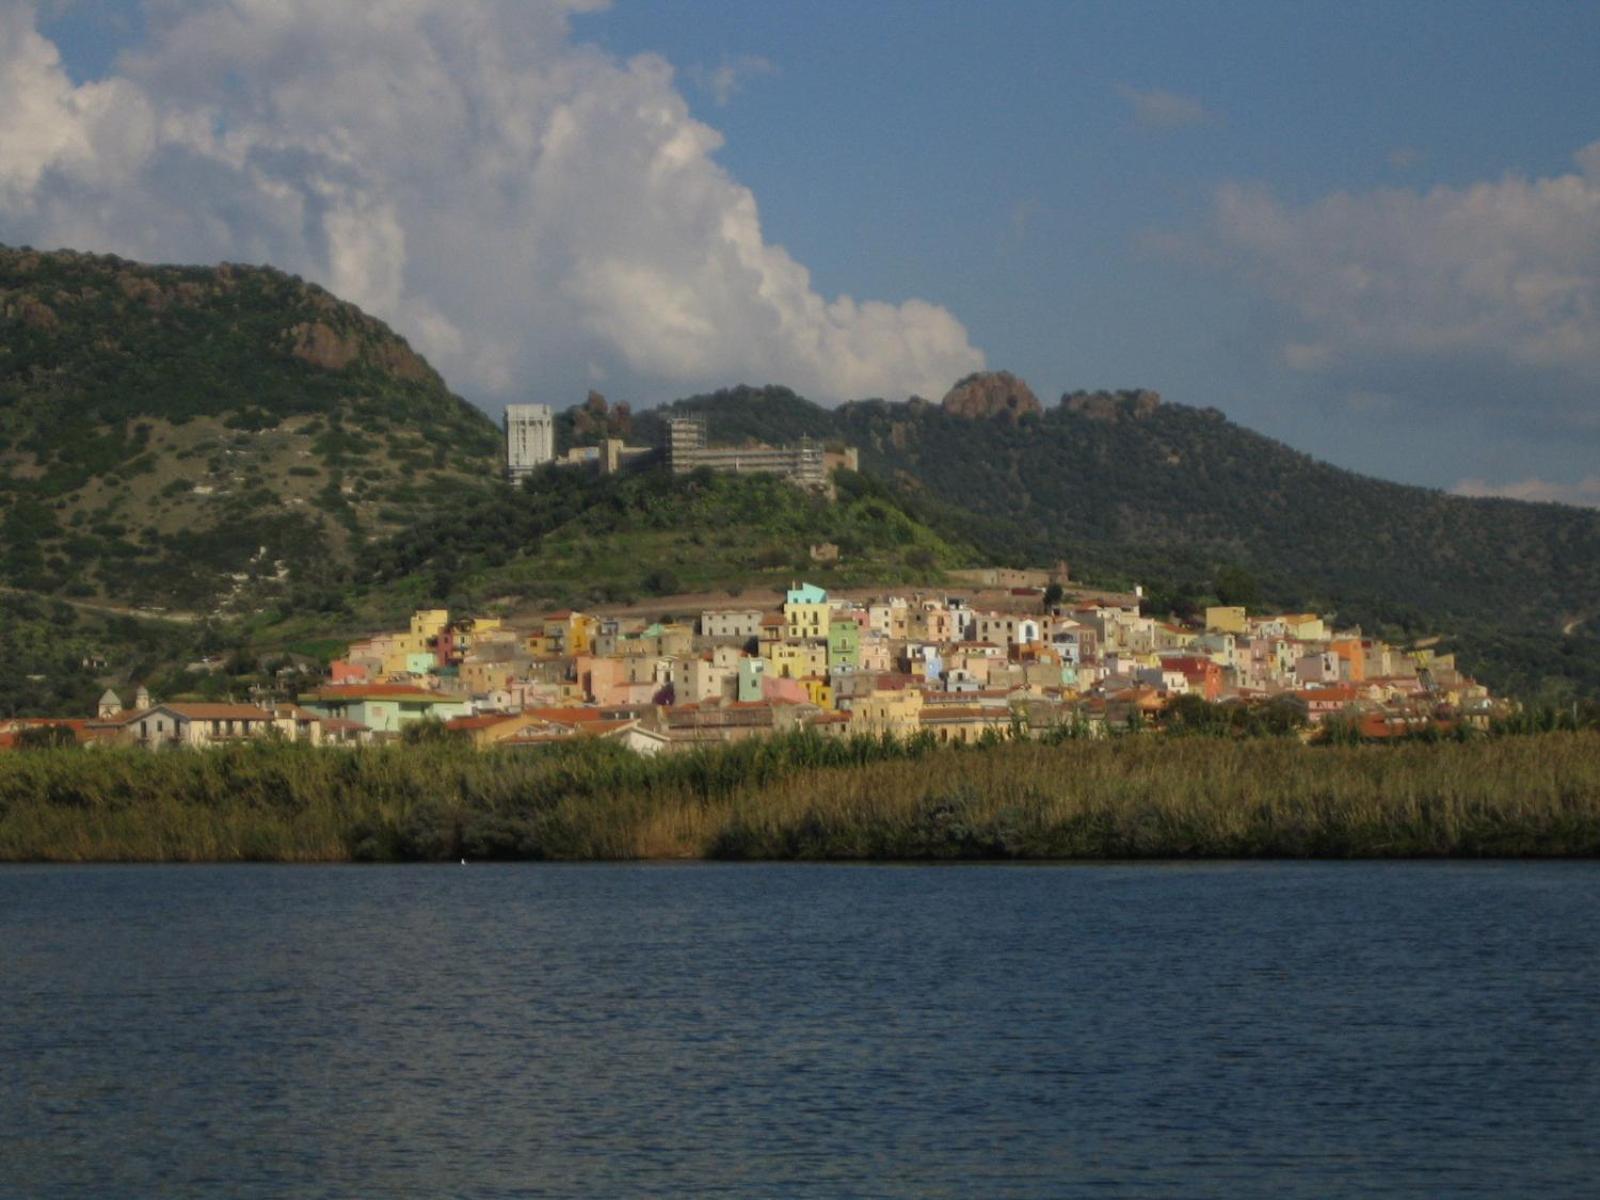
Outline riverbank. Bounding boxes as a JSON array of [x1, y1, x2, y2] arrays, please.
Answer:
[[2, 731, 1598, 862]]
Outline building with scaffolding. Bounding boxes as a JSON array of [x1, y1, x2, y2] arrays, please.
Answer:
[[504, 403, 554, 481], [666, 416, 828, 489]]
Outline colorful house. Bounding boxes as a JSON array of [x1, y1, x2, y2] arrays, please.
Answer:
[[299, 685, 472, 736], [826, 620, 861, 671], [784, 583, 830, 641]]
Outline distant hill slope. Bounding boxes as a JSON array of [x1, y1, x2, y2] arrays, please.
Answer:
[[343, 464, 979, 625], [639, 383, 1600, 696], [0, 245, 501, 610]]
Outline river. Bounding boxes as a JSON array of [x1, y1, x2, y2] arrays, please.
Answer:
[[3, 862, 1596, 1197]]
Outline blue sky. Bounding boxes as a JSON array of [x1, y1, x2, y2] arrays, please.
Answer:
[[14, 0, 1600, 502]]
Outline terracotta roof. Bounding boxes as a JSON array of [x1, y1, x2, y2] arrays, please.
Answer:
[[445, 714, 516, 731], [320, 718, 370, 734], [301, 685, 466, 702], [1295, 686, 1360, 704], [919, 707, 1009, 722], [523, 706, 627, 724]]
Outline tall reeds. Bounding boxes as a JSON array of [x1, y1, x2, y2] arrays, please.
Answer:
[[1, 731, 1598, 862]]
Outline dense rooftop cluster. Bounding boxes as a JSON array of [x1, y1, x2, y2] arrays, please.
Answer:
[[3, 578, 1506, 753]]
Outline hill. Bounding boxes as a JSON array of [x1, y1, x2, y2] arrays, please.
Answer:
[[0, 244, 501, 611], [639, 381, 1600, 698], [340, 463, 978, 622], [4, 241, 1595, 701]]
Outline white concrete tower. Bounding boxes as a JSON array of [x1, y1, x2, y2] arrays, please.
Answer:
[[504, 403, 554, 481]]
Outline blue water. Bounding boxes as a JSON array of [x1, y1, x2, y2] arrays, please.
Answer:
[[2, 862, 1597, 1198]]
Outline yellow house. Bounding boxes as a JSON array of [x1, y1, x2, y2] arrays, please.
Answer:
[[918, 705, 1014, 744], [1281, 614, 1327, 641], [458, 659, 515, 694], [1205, 606, 1247, 634], [800, 676, 835, 710], [850, 688, 924, 737], [765, 640, 828, 680], [532, 610, 599, 656], [372, 609, 451, 676], [784, 583, 831, 641], [412, 609, 450, 639]]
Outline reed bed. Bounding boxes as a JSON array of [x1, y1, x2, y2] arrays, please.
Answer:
[[1, 731, 1598, 862]]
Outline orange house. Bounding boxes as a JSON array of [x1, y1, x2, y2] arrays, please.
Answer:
[[1329, 638, 1366, 683]]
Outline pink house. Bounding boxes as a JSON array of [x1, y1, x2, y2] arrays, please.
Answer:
[[761, 676, 810, 705], [329, 659, 371, 685]]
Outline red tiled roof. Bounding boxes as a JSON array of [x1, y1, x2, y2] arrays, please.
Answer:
[[919, 707, 1009, 722], [445, 714, 514, 731], [301, 685, 466, 702], [523, 706, 623, 724], [1294, 686, 1360, 704]]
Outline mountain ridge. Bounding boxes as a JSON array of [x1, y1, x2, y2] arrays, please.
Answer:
[[0, 243, 501, 609], [634, 379, 1600, 697]]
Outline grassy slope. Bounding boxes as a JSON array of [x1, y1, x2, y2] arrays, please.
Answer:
[[0, 244, 501, 610], [253, 464, 981, 637]]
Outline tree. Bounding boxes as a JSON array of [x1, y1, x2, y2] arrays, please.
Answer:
[[1214, 564, 1260, 608], [1042, 582, 1064, 611], [16, 724, 77, 750]]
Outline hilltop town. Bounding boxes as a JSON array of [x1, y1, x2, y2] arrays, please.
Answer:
[[2, 575, 1506, 752]]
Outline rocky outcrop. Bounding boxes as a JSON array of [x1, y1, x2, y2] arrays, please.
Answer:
[[283, 318, 434, 383], [1061, 389, 1163, 422], [287, 321, 362, 371], [940, 371, 1041, 421]]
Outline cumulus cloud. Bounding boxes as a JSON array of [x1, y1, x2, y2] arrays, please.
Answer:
[[0, 1, 982, 404], [1207, 143, 1600, 390], [1453, 476, 1600, 509], [688, 54, 776, 106], [1115, 84, 1216, 131]]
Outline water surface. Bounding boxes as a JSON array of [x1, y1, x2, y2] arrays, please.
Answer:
[[3, 862, 1597, 1197]]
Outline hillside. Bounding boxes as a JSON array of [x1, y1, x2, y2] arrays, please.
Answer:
[[340, 464, 979, 623], [641, 382, 1600, 697], [0, 245, 501, 610], [4, 242, 1596, 702]]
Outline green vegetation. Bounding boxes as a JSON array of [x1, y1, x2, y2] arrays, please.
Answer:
[[2, 731, 1598, 862], [348, 463, 978, 618], [0, 244, 500, 609], [0, 591, 209, 718]]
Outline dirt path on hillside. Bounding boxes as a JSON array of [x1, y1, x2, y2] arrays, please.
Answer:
[[0, 585, 203, 625]]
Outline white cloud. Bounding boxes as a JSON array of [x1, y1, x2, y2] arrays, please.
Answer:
[[1453, 476, 1600, 509], [0, 1, 981, 404], [1115, 84, 1216, 131], [1208, 143, 1600, 389], [688, 54, 776, 106]]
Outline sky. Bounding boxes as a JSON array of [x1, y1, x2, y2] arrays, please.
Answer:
[[4, 1, 1599, 504]]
